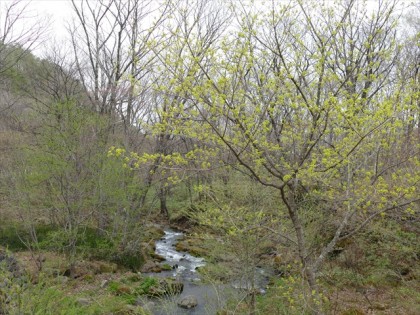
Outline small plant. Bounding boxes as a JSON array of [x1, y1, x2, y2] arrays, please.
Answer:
[[108, 280, 121, 293], [136, 277, 157, 295], [256, 275, 329, 315]]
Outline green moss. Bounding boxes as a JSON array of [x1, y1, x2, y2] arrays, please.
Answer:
[[161, 263, 172, 271]]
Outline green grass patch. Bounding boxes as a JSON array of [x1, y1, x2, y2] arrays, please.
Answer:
[[136, 277, 157, 295], [0, 224, 56, 251]]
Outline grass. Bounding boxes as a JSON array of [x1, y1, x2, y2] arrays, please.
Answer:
[[0, 270, 147, 315], [0, 223, 147, 271], [136, 277, 158, 295], [20, 287, 146, 315], [0, 224, 56, 252]]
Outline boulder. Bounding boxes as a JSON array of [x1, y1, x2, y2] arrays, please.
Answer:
[[151, 253, 166, 262], [178, 295, 198, 309], [140, 261, 162, 273]]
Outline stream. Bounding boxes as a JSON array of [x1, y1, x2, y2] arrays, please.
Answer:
[[155, 230, 205, 281], [142, 229, 271, 315], [142, 229, 224, 315]]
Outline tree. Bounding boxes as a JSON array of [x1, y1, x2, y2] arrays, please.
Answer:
[[153, 0, 420, 313], [3, 44, 149, 271], [398, 2, 420, 143], [69, 0, 170, 144], [69, 0, 179, 217]]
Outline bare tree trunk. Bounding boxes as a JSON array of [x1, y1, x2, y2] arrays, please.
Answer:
[[159, 186, 169, 218], [281, 187, 323, 315]]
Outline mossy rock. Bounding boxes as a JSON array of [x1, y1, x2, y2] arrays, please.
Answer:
[[175, 239, 206, 257], [140, 260, 162, 273], [161, 263, 172, 271], [150, 252, 165, 262], [175, 242, 189, 252], [188, 246, 207, 257]]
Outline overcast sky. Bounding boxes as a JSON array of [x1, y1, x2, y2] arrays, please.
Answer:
[[10, 0, 418, 57], [27, 0, 73, 39]]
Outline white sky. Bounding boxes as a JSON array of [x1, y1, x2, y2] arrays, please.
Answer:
[[27, 0, 73, 37], [5, 0, 417, 57], [0, 0, 72, 56]]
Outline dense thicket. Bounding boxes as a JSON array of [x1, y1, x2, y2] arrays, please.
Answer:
[[0, 1, 419, 314]]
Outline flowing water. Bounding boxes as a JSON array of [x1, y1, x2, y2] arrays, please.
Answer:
[[142, 229, 271, 315], [155, 230, 205, 280], [142, 229, 225, 315]]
